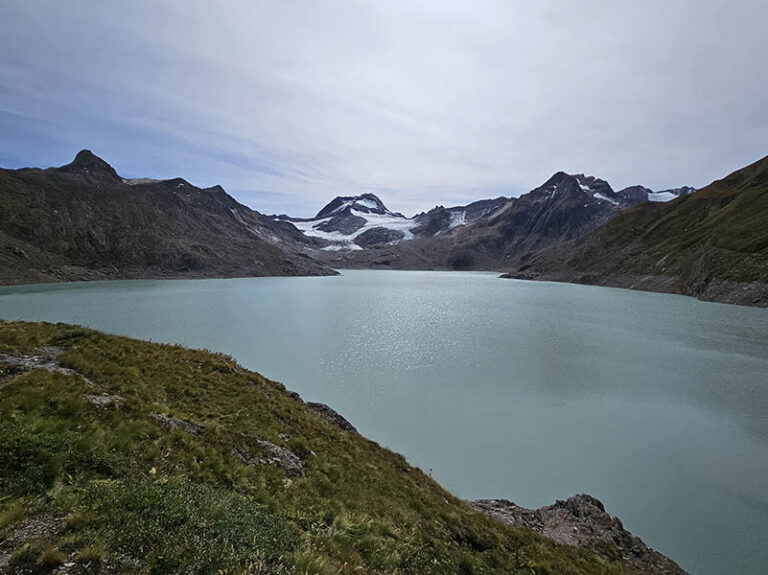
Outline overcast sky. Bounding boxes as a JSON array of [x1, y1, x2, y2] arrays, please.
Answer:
[[1, 1, 766, 217]]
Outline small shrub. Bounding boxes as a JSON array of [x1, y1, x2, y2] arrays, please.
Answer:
[[76, 544, 106, 564], [0, 501, 27, 529], [37, 547, 68, 568]]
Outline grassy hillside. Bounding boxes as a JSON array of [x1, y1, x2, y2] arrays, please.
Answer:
[[0, 320, 637, 574], [508, 155, 768, 306]]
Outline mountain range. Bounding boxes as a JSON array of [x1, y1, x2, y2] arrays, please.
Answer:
[[1, 150, 766, 306], [0, 150, 334, 285], [295, 171, 695, 272], [503, 154, 768, 306], [274, 175, 694, 255]]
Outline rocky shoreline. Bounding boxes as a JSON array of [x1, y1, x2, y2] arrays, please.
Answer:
[[501, 270, 768, 308]]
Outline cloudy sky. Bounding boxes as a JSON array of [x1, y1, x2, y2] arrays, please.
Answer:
[[1, 1, 766, 217]]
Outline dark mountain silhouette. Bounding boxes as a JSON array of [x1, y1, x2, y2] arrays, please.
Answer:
[[0, 151, 335, 285]]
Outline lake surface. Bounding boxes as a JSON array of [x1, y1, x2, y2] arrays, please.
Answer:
[[1, 270, 767, 574]]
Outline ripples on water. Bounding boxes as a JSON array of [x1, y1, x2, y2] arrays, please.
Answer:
[[1, 270, 767, 575]]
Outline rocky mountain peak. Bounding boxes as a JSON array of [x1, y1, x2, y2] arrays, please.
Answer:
[[532, 172, 619, 205], [58, 149, 121, 181], [539, 171, 573, 190], [316, 193, 396, 219], [617, 185, 653, 203]]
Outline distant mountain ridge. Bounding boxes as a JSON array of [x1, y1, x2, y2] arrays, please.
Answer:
[[0, 150, 335, 285], [274, 170, 693, 257], [8, 149, 736, 305], [503, 155, 768, 306], [272, 192, 509, 250], [306, 170, 697, 272], [617, 185, 695, 204]]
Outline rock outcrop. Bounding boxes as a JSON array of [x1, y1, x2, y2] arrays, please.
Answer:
[[472, 495, 687, 575], [307, 402, 358, 433]]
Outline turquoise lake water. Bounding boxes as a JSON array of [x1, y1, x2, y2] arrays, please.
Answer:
[[1, 270, 767, 574]]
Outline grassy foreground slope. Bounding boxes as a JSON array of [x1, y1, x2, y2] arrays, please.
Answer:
[[0, 321, 634, 575], [506, 155, 768, 306]]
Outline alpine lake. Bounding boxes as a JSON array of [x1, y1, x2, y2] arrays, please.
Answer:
[[1, 270, 766, 575]]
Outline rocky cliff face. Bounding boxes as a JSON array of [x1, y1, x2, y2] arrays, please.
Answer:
[[451, 171, 629, 260], [0, 151, 335, 285], [472, 495, 688, 575]]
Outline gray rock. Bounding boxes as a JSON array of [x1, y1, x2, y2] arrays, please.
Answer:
[[0, 351, 94, 387], [255, 440, 304, 477], [82, 393, 123, 408], [284, 390, 302, 401], [315, 213, 367, 235], [150, 413, 205, 435], [471, 495, 687, 575], [306, 402, 357, 433], [354, 227, 405, 248]]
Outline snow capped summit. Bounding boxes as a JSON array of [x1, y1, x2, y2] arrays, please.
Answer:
[[531, 172, 624, 207], [315, 193, 399, 219], [530, 172, 694, 208], [274, 193, 415, 250], [273, 192, 509, 251], [273, 174, 697, 254]]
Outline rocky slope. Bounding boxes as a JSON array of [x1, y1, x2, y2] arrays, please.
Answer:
[[503, 155, 768, 307], [0, 320, 683, 574], [472, 496, 686, 575], [0, 151, 335, 286]]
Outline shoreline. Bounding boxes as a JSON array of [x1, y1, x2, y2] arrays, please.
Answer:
[[501, 270, 768, 308]]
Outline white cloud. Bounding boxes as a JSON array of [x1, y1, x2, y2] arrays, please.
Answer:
[[1, 0, 767, 217]]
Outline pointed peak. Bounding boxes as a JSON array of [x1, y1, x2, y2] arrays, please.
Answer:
[[315, 193, 394, 219], [541, 171, 574, 188], [73, 149, 99, 162], [58, 149, 120, 181], [529, 171, 619, 204]]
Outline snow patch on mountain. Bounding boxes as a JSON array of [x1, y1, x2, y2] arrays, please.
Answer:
[[647, 191, 678, 202], [448, 210, 467, 229], [293, 212, 416, 242], [122, 177, 166, 186], [594, 192, 619, 205]]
